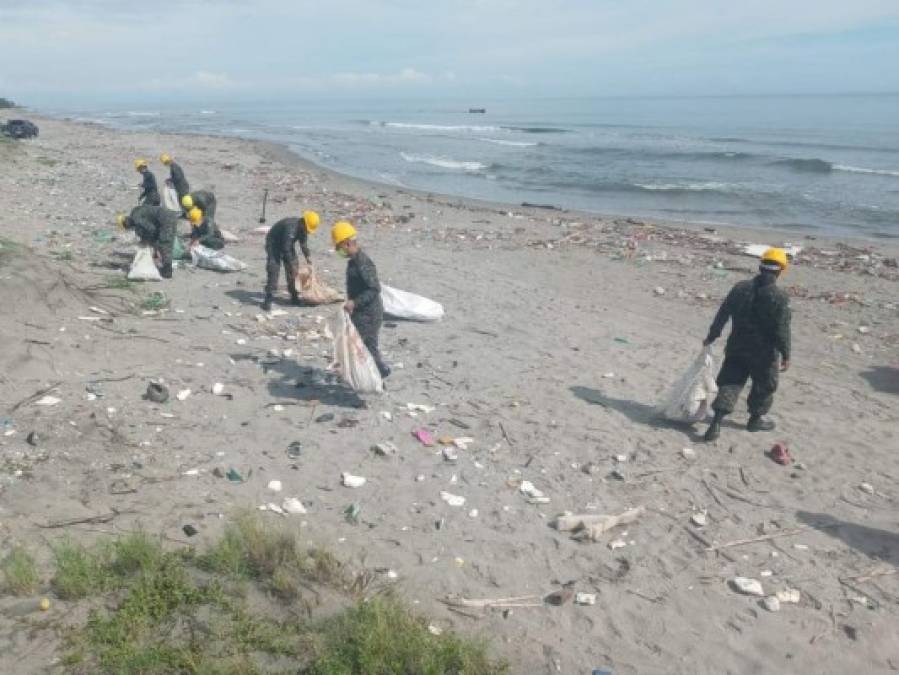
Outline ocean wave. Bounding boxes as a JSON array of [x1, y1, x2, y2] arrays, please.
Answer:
[[772, 158, 833, 172], [501, 126, 570, 134], [634, 181, 735, 192], [400, 152, 486, 172], [574, 146, 754, 162], [834, 164, 899, 177], [480, 138, 539, 147], [199, 110, 217, 115], [126, 111, 160, 117], [381, 122, 500, 132]]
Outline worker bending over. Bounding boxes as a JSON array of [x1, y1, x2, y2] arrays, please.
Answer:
[[262, 210, 320, 311], [117, 205, 176, 278]]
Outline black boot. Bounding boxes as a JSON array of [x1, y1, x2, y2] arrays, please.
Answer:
[[289, 294, 303, 307], [261, 294, 273, 312], [747, 415, 776, 432], [703, 411, 725, 442], [159, 263, 173, 279]]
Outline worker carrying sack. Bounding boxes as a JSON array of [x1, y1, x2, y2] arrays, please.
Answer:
[[163, 183, 180, 212], [332, 310, 383, 394], [127, 246, 162, 281], [381, 285, 444, 322], [190, 244, 247, 272], [657, 346, 718, 423], [297, 264, 343, 305]]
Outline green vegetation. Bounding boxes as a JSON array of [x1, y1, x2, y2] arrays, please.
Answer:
[[104, 274, 135, 291], [2, 515, 506, 674], [0, 97, 14, 108], [1, 547, 40, 595], [140, 291, 170, 311]]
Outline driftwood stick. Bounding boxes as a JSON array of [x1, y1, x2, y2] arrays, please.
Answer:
[[9, 381, 63, 412], [38, 510, 126, 529], [705, 527, 811, 551], [840, 566, 897, 584]]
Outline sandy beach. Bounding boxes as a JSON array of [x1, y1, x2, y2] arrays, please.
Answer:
[[1, 111, 898, 674]]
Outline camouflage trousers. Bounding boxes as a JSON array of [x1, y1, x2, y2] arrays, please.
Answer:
[[352, 308, 389, 377], [264, 249, 298, 298], [711, 352, 779, 416]]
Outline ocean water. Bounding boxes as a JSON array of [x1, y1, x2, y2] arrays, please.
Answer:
[[51, 95, 899, 238]]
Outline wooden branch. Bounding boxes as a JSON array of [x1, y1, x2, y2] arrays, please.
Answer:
[[705, 527, 811, 551]]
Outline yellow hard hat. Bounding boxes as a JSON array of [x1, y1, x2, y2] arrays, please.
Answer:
[[160, 153, 172, 165], [188, 207, 204, 226], [303, 210, 320, 233], [134, 158, 148, 171], [181, 194, 194, 209], [116, 213, 127, 230], [331, 220, 357, 247], [761, 247, 789, 272]]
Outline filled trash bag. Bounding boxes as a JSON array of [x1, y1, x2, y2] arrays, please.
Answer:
[[190, 244, 247, 272], [381, 284, 444, 322], [172, 237, 191, 260], [332, 309, 383, 393], [657, 346, 718, 423], [297, 264, 343, 305], [127, 246, 162, 281], [163, 183, 180, 211]]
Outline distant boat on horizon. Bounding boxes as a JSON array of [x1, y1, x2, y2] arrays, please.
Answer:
[[468, 107, 486, 114]]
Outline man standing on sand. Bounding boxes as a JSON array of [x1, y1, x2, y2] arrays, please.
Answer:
[[332, 221, 390, 379], [187, 207, 225, 250], [160, 153, 190, 206], [262, 210, 320, 311], [135, 159, 160, 206], [117, 205, 176, 278], [702, 248, 791, 441]]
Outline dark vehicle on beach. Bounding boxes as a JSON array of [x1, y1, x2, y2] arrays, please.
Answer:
[[1, 119, 39, 139]]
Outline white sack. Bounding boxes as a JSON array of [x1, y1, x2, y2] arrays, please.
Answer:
[[658, 346, 718, 423], [332, 310, 383, 394], [163, 183, 181, 211], [220, 229, 241, 243], [297, 265, 343, 305], [127, 246, 162, 281], [381, 284, 444, 322], [190, 244, 247, 272]]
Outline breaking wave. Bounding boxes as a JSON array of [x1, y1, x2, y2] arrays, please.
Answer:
[[379, 122, 500, 133], [480, 138, 540, 147], [834, 164, 899, 177], [500, 125, 570, 134], [400, 152, 487, 172]]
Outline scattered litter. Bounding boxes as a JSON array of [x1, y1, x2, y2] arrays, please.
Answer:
[[176, 389, 192, 401], [267, 480, 282, 492], [381, 411, 393, 421], [413, 428, 436, 446], [760, 570, 773, 578], [25, 431, 39, 447], [762, 596, 781, 612], [453, 437, 474, 450], [34, 395, 61, 407], [658, 347, 717, 423], [602, 372, 616, 379], [767, 442, 792, 465], [341, 472, 366, 488], [776, 588, 801, 604], [859, 482, 874, 494], [212, 383, 225, 396], [260, 502, 286, 515], [615, 454, 628, 463], [442, 447, 459, 463], [286, 441, 302, 459], [545, 587, 574, 606], [730, 577, 765, 597], [428, 624, 443, 636], [552, 506, 644, 543], [691, 512, 708, 527], [226, 468, 244, 483], [519, 480, 549, 503], [440, 491, 466, 507], [344, 502, 361, 523], [793, 544, 809, 551], [182, 524, 199, 537], [468, 508, 479, 518], [575, 592, 597, 606], [182, 468, 200, 476], [857, 326, 870, 334], [282, 497, 306, 514], [681, 447, 696, 459], [145, 380, 169, 404], [407, 402, 436, 413], [315, 412, 335, 423], [371, 442, 398, 457], [609, 539, 627, 550], [653, 286, 666, 296]]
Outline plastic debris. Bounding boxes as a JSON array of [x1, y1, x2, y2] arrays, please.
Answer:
[[225, 468, 244, 483], [176, 389, 192, 401], [341, 472, 367, 488], [413, 428, 436, 446], [575, 592, 597, 606], [371, 441, 398, 457], [691, 512, 708, 527], [609, 539, 627, 550], [315, 412, 335, 423], [286, 441, 302, 459], [859, 482, 874, 494], [182, 524, 199, 537], [212, 383, 226, 396], [442, 447, 459, 463], [282, 497, 306, 514], [545, 587, 574, 606], [776, 588, 801, 604], [762, 596, 781, 612], [767, 443, 792, 465], [681, 447, 696, 459], [730, 577, 765, 597], [553, 506, 644, 542], [267, 480, 283, 492], [440, 491, 466, 507], [344, 502, 361, 523], [407, 403, 436, 413], [453, 437, 474, 450], [34, 395, 61, 407], [145, 380, 169, 403]]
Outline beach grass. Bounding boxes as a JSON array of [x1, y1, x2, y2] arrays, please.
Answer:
[[28, 515, 507, 673], [1, 546, 40, 595]]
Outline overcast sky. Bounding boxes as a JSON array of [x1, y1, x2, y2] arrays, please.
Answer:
[[2, 0, 899, 106]]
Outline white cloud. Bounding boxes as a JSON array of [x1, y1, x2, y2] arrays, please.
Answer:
[[332, 68, 432, 87], [191, 71, 234, 89]]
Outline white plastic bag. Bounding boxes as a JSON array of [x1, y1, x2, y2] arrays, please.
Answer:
[[332, 310, 383, 393], [127, 246, 162, 281], [190, 244, 247, 272], [381, 284, 444, 322], [163, 183, 180, 211], [297, 265, 343, 305], [658, 347, 718, 423], [220, 229, 241, 243]]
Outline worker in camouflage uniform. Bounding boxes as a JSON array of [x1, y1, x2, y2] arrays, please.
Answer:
[[187, 207, 225, 250], [117, 205, 176, 278], [261, 210, 321, 311], [702, 247, 791, 441], [333, 221, 390, 379], [160, 153, 190, 206], [181, 189, 217, 230], [134, 159, 160, 206]]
